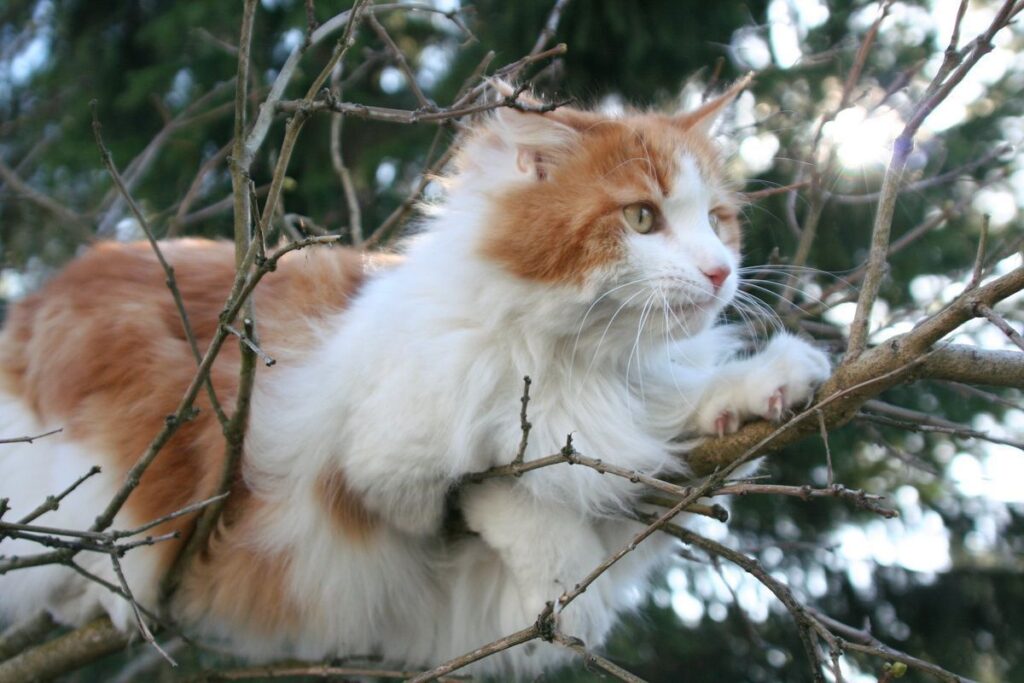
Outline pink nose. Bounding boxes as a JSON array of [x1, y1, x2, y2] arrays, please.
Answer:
[[702, 266, 731, 292]]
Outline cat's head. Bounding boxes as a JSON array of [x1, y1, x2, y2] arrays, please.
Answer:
[[452, 77, 749, 336]]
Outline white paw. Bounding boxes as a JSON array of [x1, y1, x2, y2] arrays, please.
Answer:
[[694, 387, 751, 437], [694, 334, 830, 436]]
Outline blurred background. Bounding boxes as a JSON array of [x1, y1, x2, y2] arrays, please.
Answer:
[[0, 0, 1022, 681]]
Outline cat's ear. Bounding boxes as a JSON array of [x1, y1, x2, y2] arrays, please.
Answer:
[[489, 79, 580, 181], [673, 72, 754, 136]]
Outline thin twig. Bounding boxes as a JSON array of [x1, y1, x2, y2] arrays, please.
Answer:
[[969, 214, 990, 288], [15, 468, 100, 525], [109, 553, 176, 665], [713, 482, 897, 518], [407, 625, 539, 683], [975, 302, 1024, 352], [328, 63, 363, 244], [858, 411, 1024, 451], [0, 428, 63, 445], [91, 103, 229, 429], [809, 609, 980, 683], [817, 410, 834, 486], [112, 493, 229, 540], [526, 0, 573, 62], [512, 375, 532, 466], [224, 322, 277, 366], [366, 11, 434, 110], [552, 631, 648, 683], [650, 522, 834, 681]]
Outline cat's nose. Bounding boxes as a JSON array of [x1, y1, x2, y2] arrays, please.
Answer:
[[701, 266, 731, 292]]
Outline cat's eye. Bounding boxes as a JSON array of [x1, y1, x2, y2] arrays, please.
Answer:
[[708, 210, 721, 233], [623, 203, 656, 234]]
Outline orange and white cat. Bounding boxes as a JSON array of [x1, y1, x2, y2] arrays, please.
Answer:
[[0, 82, 829, 677]]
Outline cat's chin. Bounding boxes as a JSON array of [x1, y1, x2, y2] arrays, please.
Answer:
[[665, 297, 721, 319]]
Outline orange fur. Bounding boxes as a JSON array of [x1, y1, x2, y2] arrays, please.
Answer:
[[177, 498, 300, 634], [0, 239, 383, 575], [317, 468, 378, 542]]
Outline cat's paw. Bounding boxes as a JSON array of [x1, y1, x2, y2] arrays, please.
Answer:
[[693, 386, 752, 437], [743, 333, 831, 421], [694, 334, 830, 436]]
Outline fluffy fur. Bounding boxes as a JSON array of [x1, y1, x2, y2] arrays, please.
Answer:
[[0, 84, 830, 678]]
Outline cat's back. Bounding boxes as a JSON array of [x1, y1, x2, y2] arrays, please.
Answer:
[[0, 240, 235, 413], [0, 238, 378, 551], [0, 238, 378, 418]]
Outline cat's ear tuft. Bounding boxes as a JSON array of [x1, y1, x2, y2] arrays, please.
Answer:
[[489, 84, 580, 181], [674, 72, 754, 136]]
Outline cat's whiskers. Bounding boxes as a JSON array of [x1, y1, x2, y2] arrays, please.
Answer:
[[582, 286, 652, 384], [740, 277, 831, 306], [738, 263, 850, 281], [729, 290, 784, 337], [738, 279, 826, 319], [657, 291, 695, 410], [570, 277, 657, 386], [626, 291, 659, 413]]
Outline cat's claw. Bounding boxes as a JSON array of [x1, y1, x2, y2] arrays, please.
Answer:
[[715, 411, 738, 437], [764, 387, 785, 422]]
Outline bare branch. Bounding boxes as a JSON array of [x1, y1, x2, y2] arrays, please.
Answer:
[[0, 156, 87, 227], [809, 609, 980, 683], [407, 625, 539, 683], [109, 553, 175, 665], [16, 466, 100, 525], [552, 631, 648, 683], [0, 613, 55, 662], [328, 64, 363, 244], [187, 664, 467, 682], [512, 375, 532, 466], [366, 11, 434, 110], [975, 302, 1024, 353], [652, 521, 834, 681], [846, 1, 1021, 360], [714, 482, 897, 518], [0, 617, 130, 683], [0, 428, 63, 446], [224, 322, 277, 367], [527, 0, 573, 61]]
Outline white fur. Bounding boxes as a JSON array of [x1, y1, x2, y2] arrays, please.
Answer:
[[0, 113, 831, 679], [0, 395, 160, 631]]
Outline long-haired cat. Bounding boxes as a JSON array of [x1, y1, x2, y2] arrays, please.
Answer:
[[0, 81, 829, 678]]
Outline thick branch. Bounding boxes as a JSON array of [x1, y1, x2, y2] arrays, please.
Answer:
[[0, 617, 129, 683]]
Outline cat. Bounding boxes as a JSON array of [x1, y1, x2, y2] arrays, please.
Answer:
[[0, 80, 830, 678]]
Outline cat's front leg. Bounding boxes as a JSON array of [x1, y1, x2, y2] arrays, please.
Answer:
[[459, 480, 616, 647], [690, 333, 831, 436]]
